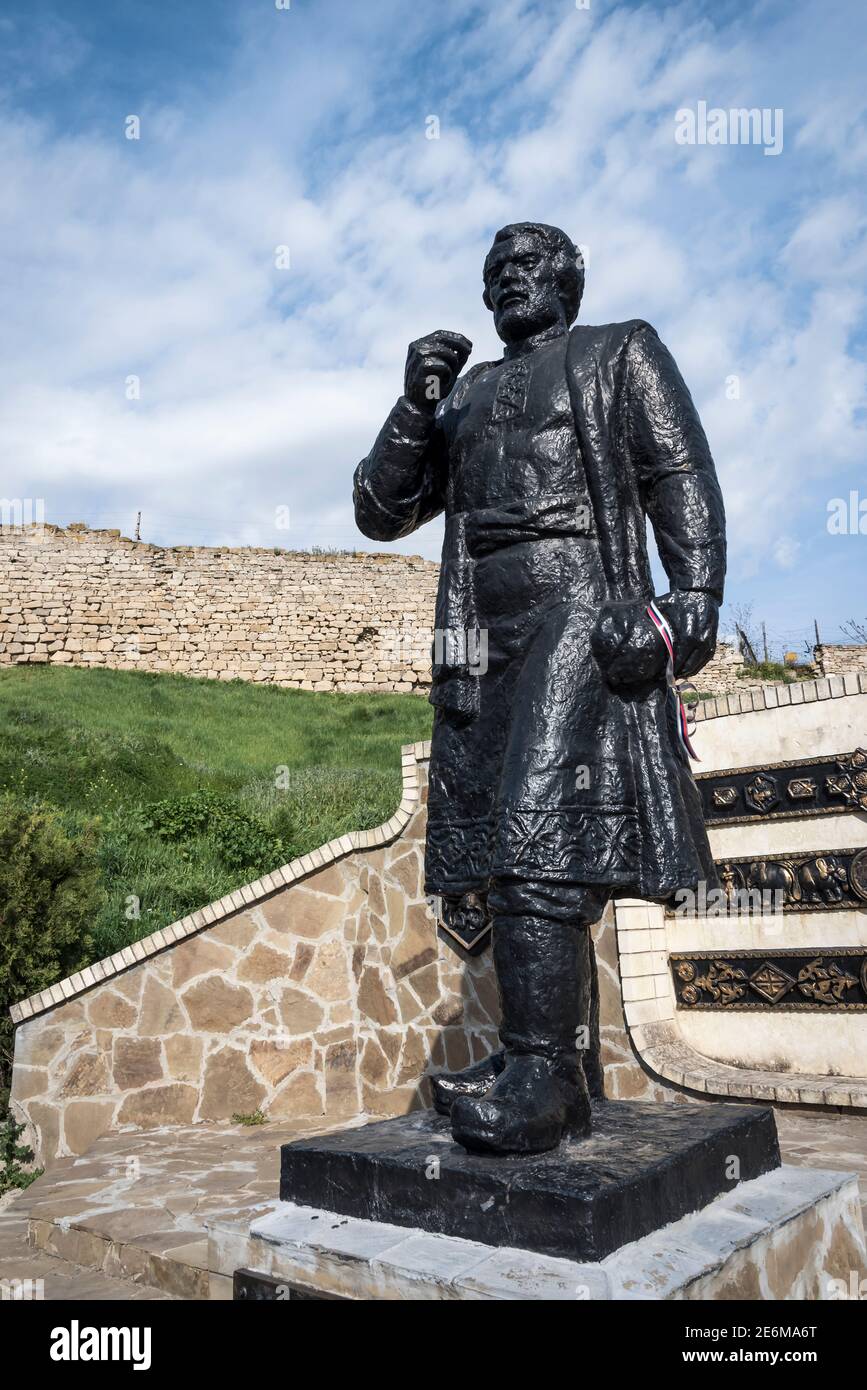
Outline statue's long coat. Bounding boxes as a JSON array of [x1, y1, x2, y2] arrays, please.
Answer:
[[354, 320, 726, 902]]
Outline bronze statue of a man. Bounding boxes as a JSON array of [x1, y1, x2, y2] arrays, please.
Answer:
[[354, 223, 726, 1156]]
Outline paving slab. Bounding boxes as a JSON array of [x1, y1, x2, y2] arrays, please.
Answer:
[[1, 1104, 865, 1301]]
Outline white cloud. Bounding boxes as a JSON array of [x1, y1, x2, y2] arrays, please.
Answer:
[[0, 0, 865, 604]]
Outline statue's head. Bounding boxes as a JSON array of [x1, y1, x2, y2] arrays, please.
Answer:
[[483, 222, 583, 345]]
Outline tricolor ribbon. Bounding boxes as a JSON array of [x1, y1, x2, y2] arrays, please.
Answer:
[[646, 600, 700, 761]]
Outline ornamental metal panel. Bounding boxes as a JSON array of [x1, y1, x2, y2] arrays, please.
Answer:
[[671, 949, 867, 1012], [696, 749, 867, 825]]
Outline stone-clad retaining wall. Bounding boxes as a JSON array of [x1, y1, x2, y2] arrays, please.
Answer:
[[8, 753, 488, 1165], [2, 523, 864, 696], [9, 745, 665, 1168], [8, 744, 665, 1168]]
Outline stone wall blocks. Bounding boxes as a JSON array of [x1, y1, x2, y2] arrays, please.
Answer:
[[181, 976, 255, 1032], [63, 1099, 119, 1155], [117, 1083, 197, 1130], [302, 862, 349, 899], [139, 976, 187, 1035]]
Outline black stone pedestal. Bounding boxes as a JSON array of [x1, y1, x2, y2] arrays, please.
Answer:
[[280, 1101, 780, 1264]]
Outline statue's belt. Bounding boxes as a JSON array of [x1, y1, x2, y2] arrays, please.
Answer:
[[432, 494, 597, 717], [458, 491, 596, 559]]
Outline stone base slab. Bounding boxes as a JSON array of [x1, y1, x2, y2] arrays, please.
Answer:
[[208, 1165, 866, 1301], [279, 1102, 780, 1263]]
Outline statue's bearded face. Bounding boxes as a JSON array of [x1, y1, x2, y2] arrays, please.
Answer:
[[483, 230, 565, 345]]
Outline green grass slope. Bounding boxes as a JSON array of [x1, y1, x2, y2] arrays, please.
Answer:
[[0, 667, 433, 962]]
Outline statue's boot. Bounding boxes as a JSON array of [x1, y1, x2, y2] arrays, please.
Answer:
[[450, 915, 592, 1155], [431, 932, 601, 1112], [430, 1051, 506, 1115]]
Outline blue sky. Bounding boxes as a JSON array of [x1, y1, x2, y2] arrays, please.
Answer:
[[1, 0, 865, 655]]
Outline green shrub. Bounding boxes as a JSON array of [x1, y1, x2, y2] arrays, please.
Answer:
[[738, 661, 793, 683], [0, 1111, 42, 1194], [0, 796, 102, 1100], [141, 789, 285, 875], [232, 1109, 267, 1126]]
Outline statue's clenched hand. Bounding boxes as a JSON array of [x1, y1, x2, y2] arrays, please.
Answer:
[[404, 331, 472, 414], [591, 592, 719, 688], [591, 600, 669, 689]]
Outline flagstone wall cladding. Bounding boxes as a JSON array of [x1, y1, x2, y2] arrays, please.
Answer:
[[2, 524, 864, 696], [10, 763, 663, 1167]]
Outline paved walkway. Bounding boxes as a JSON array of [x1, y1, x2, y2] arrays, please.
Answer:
[[1, 1113, 338, 1300], [0, 1197, 178, 1301], [775, 1108, 867, 1225], [1, 1106, 865, 1300]]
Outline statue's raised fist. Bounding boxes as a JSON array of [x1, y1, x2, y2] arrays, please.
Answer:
[[404, 331, 472, 413]]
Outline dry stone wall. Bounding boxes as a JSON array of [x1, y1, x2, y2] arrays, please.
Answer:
[[0, 524, 438, 693], [694, 641, 769, 696], [2, 523, 863, 697], [818, 643, 867, 677]]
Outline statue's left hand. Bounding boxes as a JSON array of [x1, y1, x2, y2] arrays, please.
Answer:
[[591, 600, 669, 688], [654, 591, 720, 678], [591, 592, 719, 688]]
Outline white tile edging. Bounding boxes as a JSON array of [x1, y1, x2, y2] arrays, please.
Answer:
[[691, 670, 867, 722], [8, 740, 431, 1026]]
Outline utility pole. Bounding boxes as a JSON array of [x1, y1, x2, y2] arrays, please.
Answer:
[[134, 511, 141, 542], [761, 622, 768, 662]]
